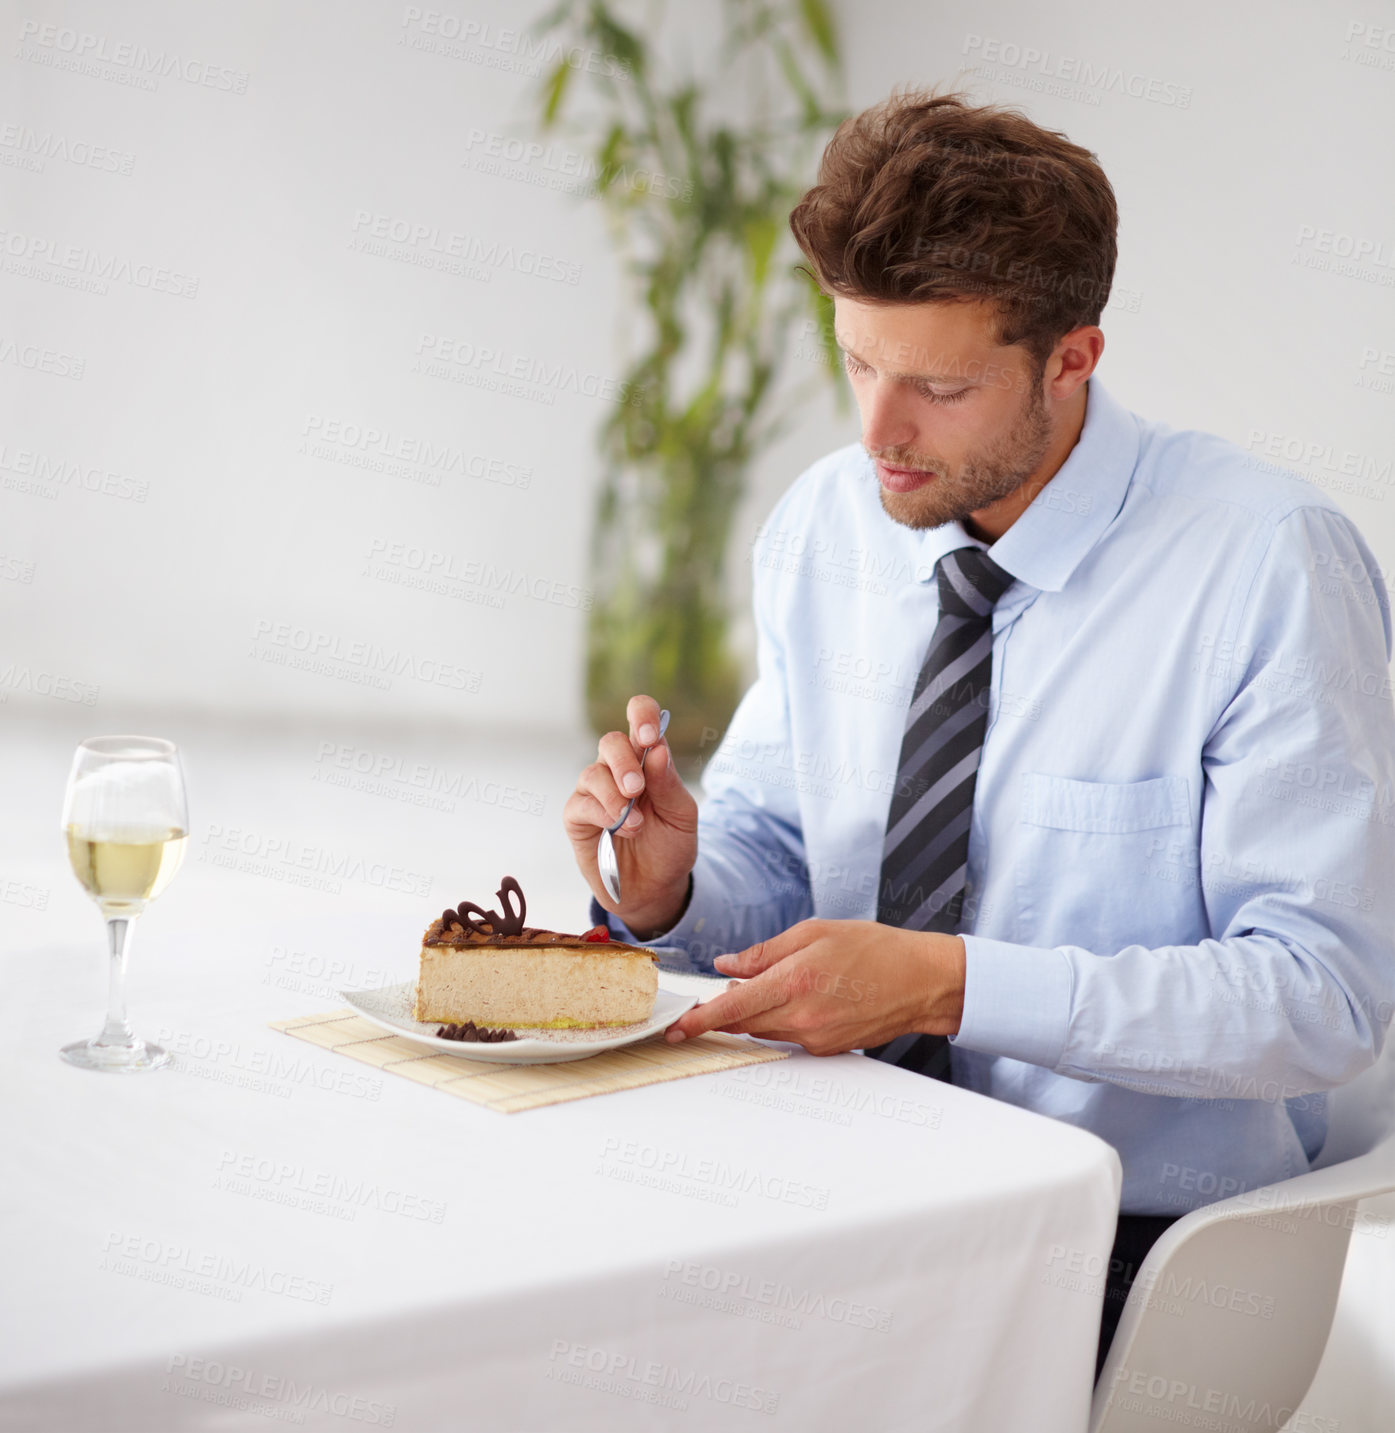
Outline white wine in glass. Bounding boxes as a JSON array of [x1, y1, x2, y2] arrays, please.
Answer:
[[61, 736, 189, 1072]]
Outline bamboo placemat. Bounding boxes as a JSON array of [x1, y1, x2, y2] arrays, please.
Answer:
[[269, 1009, 789, 1113]]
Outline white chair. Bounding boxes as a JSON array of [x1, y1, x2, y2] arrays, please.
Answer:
[[1090, 1044, 1395, 1433]]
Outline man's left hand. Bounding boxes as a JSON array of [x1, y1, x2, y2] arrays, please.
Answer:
[[663, 919, 966, 1055]]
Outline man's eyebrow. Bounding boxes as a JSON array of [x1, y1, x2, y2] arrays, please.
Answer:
[[835, 338, 972, 385]]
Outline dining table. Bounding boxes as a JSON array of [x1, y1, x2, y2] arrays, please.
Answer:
[[0, 894, 1121, 1433], [0, 713, 1120, 1432]]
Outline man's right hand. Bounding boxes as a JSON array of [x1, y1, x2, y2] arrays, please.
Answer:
[[563, 694, 699, 939]]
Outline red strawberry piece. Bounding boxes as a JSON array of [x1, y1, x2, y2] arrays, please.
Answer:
[[583, 925, 611, 942]]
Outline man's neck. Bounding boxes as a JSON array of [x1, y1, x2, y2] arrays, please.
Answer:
[[964, 383, 1090, 545]]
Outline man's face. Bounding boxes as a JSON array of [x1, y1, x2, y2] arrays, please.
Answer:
[[833, 295, 1055, 531]]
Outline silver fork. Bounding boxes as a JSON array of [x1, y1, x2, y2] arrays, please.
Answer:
[[596, 708, 670, 905]]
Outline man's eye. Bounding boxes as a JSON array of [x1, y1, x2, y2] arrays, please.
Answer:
[[841, 354, 968, 404]]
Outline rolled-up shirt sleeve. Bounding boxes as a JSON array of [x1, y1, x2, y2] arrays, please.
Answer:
[[954, 504, 1395, 1099]]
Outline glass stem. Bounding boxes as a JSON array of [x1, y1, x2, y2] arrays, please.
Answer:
[[97, 914, 138, 1048]]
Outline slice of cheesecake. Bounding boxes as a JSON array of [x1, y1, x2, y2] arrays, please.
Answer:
[[413, 876, 658, 1029]]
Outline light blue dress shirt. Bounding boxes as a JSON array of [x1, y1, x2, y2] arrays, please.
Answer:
[[595, 375, 1395, 1214]]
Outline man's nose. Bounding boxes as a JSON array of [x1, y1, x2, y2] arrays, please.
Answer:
[[859, 382, 918, 454]]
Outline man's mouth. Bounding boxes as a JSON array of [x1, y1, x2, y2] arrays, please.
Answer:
[[876, 459, 937, 494]]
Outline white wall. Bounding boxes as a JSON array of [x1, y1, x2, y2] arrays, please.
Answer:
[[5, 1, 1394, 737], [4, 0, 628, 735]]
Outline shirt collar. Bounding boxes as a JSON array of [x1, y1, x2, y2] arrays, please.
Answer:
[[911, 374, 1141, 593]]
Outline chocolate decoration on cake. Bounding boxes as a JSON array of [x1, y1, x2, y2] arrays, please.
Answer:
[[449, 876, 529, 938], [453, 901, 498, 936], [494, 876, 526, 935], [423, 879, 653, 954]]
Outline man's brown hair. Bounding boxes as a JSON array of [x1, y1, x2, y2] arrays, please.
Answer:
[[790, 87, 1118, 376]]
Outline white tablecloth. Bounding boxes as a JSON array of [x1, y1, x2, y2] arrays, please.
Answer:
[[0, 894, 1120, 1433], [0, 715, 1119, 1431]]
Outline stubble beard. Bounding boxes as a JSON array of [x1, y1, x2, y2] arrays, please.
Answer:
[[873, 378, 1055, 531]]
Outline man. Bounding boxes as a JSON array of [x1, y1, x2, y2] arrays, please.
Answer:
[[562, 88, 1395, 1377]]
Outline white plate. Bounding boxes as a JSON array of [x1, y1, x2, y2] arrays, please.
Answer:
[[340, 980, 699, 1066]]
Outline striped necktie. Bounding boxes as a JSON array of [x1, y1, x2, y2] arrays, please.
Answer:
[[866, 544, 1015, 1082]]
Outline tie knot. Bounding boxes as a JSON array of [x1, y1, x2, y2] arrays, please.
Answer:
[[936, 546, 1014, 618]]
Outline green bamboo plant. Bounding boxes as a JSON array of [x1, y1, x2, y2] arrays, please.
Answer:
[[532, 0, 846, 755]]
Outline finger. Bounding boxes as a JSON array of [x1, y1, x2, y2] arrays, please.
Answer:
[[598, 730, 645, 798], [665, 974, 784, 1042], [562, 790, 619, 843], [561, 794, 615, 907], [715, 922, 816, 978], [626, 693, 664, 747], [720, 1019, 799, 1043], [628, 722, 693, 824], [635, 738, 689, 822], [576, 763, 643, 832]]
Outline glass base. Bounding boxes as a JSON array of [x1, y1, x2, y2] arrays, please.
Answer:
[[60, 1036, 170, 1073]]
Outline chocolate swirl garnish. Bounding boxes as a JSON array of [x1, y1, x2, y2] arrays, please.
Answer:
[[445, 876, 529, 938], [428, 880, 647, 951], [494, 876, 526, 935], [453, 901, 498, 936]]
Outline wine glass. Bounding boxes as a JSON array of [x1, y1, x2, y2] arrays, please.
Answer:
[[60, 736, 189, 1072]]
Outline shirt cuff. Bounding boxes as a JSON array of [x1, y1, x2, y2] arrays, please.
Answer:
[[950, 934, 1073, 1071], [588, 866, 726, 973]]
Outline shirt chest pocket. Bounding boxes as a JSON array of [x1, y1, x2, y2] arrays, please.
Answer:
[[1013, 773, 1193, 947]]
